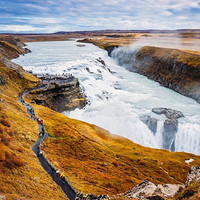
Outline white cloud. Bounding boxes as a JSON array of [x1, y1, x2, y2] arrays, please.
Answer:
[[24, 3, 49, 11], [30, 18, 60, 24], [1, 0, 200, 33], [0, 25, 44, 32]]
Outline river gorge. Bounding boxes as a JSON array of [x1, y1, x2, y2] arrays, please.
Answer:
[[14, 40, 200, 155]]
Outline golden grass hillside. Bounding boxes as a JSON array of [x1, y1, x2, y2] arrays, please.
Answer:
[[30, 103, 200, 196], [0, 59, 66, 200]]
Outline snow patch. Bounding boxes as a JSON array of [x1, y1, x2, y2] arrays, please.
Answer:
[[185, 158, 194, 164]]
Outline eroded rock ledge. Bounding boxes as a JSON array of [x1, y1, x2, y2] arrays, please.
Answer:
[[0, 35, 31, 59], [29, 77, 86, 112]]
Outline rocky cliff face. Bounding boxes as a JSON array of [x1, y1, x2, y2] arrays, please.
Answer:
[[29, 78, 86, 112], [111, 46, 200, 104], [0, 35, 31, 59]]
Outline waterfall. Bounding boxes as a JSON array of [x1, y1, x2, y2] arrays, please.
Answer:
[[175, 122, 200, 155], [14, 40, 200, 155], [155, 120, 164, 149], [111, 45, 140, 71]]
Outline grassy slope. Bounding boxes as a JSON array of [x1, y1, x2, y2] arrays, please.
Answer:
[[31, 104, 200, 196], [0, 60, 66, 200]]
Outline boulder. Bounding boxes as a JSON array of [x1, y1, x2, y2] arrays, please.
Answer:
[[122, 180, 184, 200], [151, 108, 184, 119], [124, 180, 157, 199], [0, 195, 6, 200], [153, 184, 184, 197], [185, 166, 200, 187]]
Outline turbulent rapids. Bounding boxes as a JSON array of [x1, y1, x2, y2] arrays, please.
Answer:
[[14, 40, 200, 155]]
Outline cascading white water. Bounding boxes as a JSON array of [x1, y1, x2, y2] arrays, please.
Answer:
[[175, 122, 200, 155], [14, 40, 200, 155]]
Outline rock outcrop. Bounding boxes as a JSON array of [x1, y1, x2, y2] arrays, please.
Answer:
[[115, 180, 184, 200], [0, 35, 31, 59], [151, 108, 184, 119], [29, 78, 86, 112], [112, 165, 200, 200], [185, 166, 200, 187], [104, 45, 119, 56], [0, 195, 6, 200]]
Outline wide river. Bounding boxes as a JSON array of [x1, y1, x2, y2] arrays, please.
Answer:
[[14, 40, 200, 155]]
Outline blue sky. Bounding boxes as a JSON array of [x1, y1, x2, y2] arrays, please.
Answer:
[[0, 0, 200, 33]]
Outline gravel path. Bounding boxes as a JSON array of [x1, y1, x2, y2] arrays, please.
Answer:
[[19, 87, 77, 200]]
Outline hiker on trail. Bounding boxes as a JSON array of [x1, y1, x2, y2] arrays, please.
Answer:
[[37, 146, 42, 157], [38, 150, 42, 157], [60, 173, 66, 184], [56, 170, 60, 176], [27, 107, 30, 113], [30, 108, 35, 115], [39, 132, 43, 137], [37, 118, 43, 124]]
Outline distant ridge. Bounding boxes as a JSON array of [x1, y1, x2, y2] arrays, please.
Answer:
[[54, 29, 200, 35], [1, 29, 200, 36]]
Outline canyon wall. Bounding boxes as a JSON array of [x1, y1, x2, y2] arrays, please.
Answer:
[[111, 46, 200, 104]]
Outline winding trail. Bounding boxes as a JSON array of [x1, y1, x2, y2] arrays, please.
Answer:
[[19, 87, 77, 200]]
